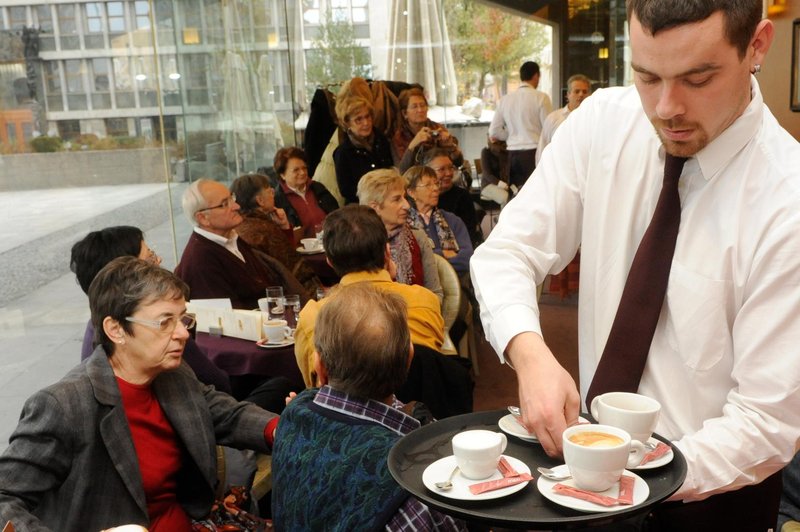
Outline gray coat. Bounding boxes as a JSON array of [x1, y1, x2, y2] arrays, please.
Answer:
[[0, 347, 275, 531]]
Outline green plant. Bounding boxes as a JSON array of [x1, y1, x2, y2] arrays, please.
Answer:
[[29, 136, 63, 153]]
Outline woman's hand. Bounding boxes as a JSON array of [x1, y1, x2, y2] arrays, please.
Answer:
[[270, 208, 291, 230], [408, 127, 433, 151]]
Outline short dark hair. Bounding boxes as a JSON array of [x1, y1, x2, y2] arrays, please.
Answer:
[[273, 147, 307, 177], [520, 61, 541, 81], [89, 256, 189, 356], [322, 205, 387, 276], [627, 0, 761, 59], [419, 147, 453, 167], [70, 226, 144, 294], [315, 283, 410, 399], [230, 173, 272, 215]]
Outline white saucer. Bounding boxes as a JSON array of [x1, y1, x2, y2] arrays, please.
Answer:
[[537, 465, 649, 513], [256, 338, 295, 349], [631, 438, 674, 470], [296, 246, 324, 255], [498, 414, 539, 442], [422, 455, 531, 501], [498, 415, 590, 443]]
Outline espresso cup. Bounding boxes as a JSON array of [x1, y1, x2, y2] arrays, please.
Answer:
[[300, 238, 319, 251], [451, 429, 507, 480], [263, 319, 292, 343], [563, 424, 645, 491], [590, 392, 661, 444]]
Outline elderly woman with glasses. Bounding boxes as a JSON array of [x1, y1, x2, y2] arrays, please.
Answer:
[[231, 173, 322, 294], [392, 87, 463, 173], [0, 257, 279, 531], [419, 148, 482, 246], [333, 95, 394, 204], [272, 147, 339, 238], [357, 168, 443, 304], [405, 165, 474, 275]]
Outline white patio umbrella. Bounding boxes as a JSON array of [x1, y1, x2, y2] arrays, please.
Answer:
[[387, 0, 458, 106]]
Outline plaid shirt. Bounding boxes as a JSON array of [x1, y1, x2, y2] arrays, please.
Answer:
[[314, 386, 466, 531]]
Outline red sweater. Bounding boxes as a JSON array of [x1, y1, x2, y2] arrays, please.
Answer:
[[117, 378, 192, 531]]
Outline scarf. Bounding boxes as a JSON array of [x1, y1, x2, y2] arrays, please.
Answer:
[[388, 225, 424, 286], [407, 206, 459, 253]]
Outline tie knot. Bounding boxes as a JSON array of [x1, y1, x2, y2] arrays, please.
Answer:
[[664, 154, 688, 185]]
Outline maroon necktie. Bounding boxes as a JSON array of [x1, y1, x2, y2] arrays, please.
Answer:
[[586, 154, 688, 408]]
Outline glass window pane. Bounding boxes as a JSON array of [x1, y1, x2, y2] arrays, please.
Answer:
[[135, 1, 150, 29], [352, 8, 367, 23], [92, 58, 110, 91], [108, 2, 125, 32], [9, 7, 27, 30], [57, 5, 77, 34], [85, 3, 103, 33], [64, 60, 84, 93]]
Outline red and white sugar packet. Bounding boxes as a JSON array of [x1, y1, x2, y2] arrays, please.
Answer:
[[553, 475, 635, 507], [497, 456, 519, 478], [469, 474, 534, 495], [616, 475, 635, 505], [638, 442, 671, 466]]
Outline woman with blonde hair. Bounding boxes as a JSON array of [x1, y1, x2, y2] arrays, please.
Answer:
[[357, 168, 443, 304], [333, 96, 394, 204]]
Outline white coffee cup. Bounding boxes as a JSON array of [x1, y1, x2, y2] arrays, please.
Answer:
[[590, 392, 661, 444], [263, 319, 292, 343], [563, 424, 646, 491], [451, 429, 507, 480], [300, 238, 319, 251]]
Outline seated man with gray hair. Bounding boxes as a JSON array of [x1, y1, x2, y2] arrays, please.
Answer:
[[272, 283, 466, 531], [176, 178, 308, 309]]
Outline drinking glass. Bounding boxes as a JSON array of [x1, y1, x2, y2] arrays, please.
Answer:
[[283, 294, 301, 329], [265, 286, 285, 317]]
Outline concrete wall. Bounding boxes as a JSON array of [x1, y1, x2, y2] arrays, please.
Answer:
[[0, 148, 170, 191]]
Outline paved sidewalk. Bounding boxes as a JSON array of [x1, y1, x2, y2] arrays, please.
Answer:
[[0, 184, 192, 452]]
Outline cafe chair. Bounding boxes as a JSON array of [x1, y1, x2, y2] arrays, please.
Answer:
[[434, 255, 479, 375], [3, 521, 15, 532]]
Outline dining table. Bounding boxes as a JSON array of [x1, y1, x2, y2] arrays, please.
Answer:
[[195, 331, 304, 390], [388, 409, 687, 530]]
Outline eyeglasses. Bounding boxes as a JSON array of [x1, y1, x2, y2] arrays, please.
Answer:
[[431, 165, 456, 174], [416, 181, 440, 190], [198, 193, 236, 213], [126, 313, 196, 334], [407, 103, 428, 110]]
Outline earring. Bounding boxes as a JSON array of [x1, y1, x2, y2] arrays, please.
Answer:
[[752, 64, 761, 74]]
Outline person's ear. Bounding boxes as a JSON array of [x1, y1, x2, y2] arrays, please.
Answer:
[[407, 341, 414, 369], [313, 350, 329, 386], [749, 19, 774, 71], [103, 316, 125, 345]]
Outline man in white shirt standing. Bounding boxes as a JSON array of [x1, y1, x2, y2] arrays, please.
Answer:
[[472, 1, 800, 529], [535, 74, 591, 165], [488, 61, 553, 189]]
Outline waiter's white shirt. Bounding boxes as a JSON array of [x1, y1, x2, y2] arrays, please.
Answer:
[[488, 83, 553, 150], [536, 106, 571, 164], [471, 79, 800, 501]]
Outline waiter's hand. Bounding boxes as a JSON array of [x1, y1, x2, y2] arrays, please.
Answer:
[[506, 331, 580, 457]]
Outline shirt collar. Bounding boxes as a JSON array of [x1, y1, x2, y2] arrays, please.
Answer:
[[313, 385, 420, 436], [339, 269, 393, 285], [693, 76, 763, 182], [194, 226, 238, 246]]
